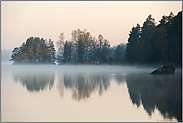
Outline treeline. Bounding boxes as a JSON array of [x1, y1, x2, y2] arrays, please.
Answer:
[[56, 29, 126, 64], [10, 37, 56, 63], [10, 31, 126, 64], [125, 11, 182, 65], [11, 11, 181, 65]]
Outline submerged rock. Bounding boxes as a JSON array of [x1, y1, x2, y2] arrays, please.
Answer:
[[150, 64, 175, 74]]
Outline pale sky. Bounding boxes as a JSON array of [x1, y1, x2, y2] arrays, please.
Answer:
[[1, 1, 182, 51]]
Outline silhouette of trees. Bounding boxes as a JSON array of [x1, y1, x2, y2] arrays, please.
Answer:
[[140, 15, 156, 63], [165, 11, 182, 64], [151, 11, 182, 64], [10, 11, 181, 65], [56, 29, 112, 64], [10, 37, 56, 64], [125, 11, 182, 65], [125, 15, 156, 64], [125, 23, 141, 63], [101, 39, 111, 63]]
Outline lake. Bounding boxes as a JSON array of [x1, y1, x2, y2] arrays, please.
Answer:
[[1, 62, 182, 122]]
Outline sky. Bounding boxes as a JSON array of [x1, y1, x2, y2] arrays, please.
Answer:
[[1, 1, 182, 51]]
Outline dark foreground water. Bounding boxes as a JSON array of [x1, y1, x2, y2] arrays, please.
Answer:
[[1, 62, 182, 122]]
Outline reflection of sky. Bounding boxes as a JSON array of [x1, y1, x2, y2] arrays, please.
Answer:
[[2, 65, 181, 122]]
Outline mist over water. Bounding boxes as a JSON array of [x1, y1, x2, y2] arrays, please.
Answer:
[[5, 64, 157, 74], [1, 63, 182, 122]]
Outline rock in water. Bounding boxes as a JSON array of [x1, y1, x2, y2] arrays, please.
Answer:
[[150, 64, 175, 74]]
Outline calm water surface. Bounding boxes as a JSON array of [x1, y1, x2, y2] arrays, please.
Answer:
[[1, 63, 182, 122]]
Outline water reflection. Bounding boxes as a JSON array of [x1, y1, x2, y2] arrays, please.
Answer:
[[12, 71, 55, 92], [58, 72, 111, 101], [11, 68, 182, 121], [114, 74, 126, 84], [126, 72, 182, 122]]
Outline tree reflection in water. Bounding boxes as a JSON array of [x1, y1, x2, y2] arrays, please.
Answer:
[[12, 68, 181, 121], [58, 72, 111, 101], [114, 74, 126, 85], [12, 71, 55, 92], [126, 72, 182, 122]]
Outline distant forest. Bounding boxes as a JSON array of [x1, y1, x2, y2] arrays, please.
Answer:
[[10, 11, 182, 65]]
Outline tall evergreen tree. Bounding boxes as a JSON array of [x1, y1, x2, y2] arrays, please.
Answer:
[[140, 14, 156, 63], [166, 11, 182, 64], [150, 11, 182, 65], [125, 23, 141, 63]]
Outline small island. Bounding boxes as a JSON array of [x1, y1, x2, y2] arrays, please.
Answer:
[[10, 37, 56, 65]]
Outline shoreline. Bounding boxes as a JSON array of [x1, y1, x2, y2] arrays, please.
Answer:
[[12, 62, 56, 65], [10, 62, 182, 69]]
